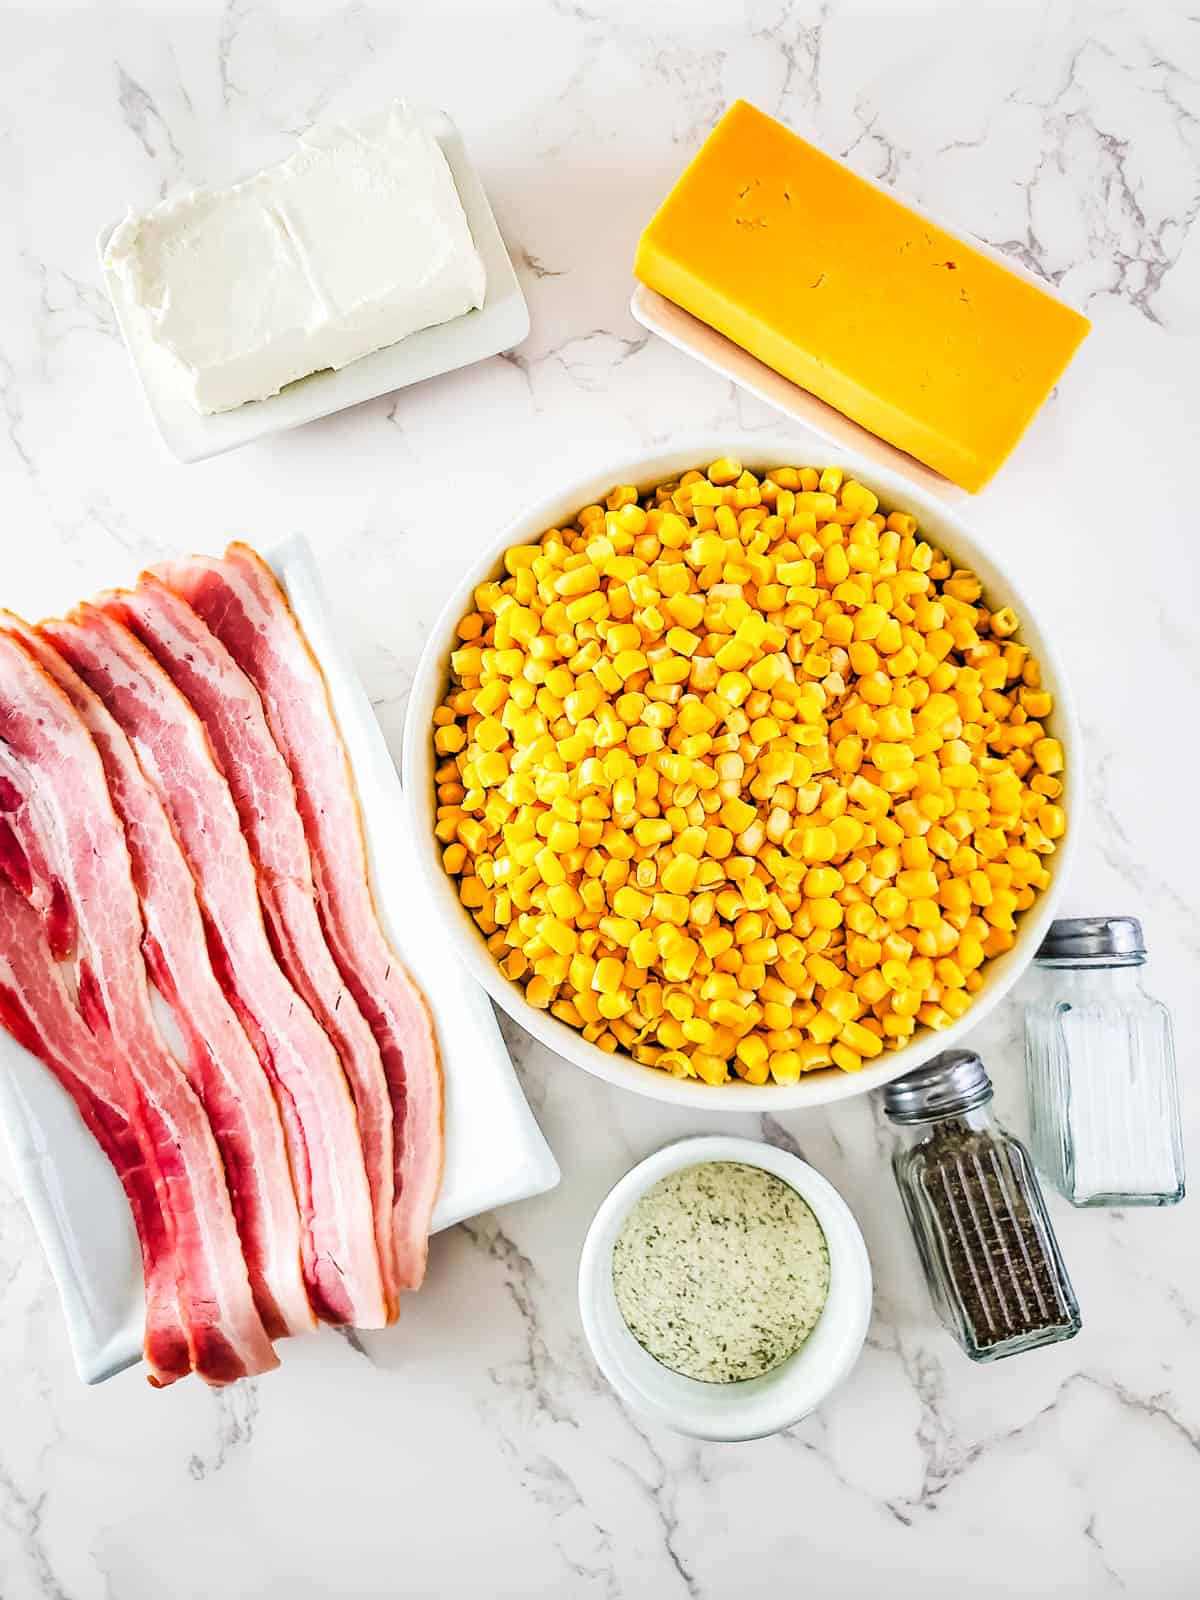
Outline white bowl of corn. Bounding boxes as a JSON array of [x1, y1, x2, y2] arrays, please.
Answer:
[[403, 435, 1078, 1108]]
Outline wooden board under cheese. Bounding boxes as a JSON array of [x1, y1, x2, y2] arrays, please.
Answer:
[[635, 101, 1090, 492]]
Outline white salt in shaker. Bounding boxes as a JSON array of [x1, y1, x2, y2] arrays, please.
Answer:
[[1024, 917, 1185, 1207]]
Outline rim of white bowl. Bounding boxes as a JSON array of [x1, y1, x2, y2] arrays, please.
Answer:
[[402, 432, 1081, 1109], [577, 1135, 873, 1441]]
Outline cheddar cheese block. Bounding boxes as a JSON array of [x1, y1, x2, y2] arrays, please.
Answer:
[[635, 101, 1090, 491]]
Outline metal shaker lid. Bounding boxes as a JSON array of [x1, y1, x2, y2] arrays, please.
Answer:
[[1035, 916, 1146, 967], [881, 1049, 993, 1125]]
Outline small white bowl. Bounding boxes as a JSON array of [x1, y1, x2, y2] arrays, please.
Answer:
[[578, 1136, 872, 1441], [403, 431, 1080, 1110]]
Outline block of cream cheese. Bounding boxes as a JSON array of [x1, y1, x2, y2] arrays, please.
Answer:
[[635, 101, 1090, 492], [105, 105, 487, 414]]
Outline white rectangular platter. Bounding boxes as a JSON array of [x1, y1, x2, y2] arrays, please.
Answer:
[[629, 284, 968, 503], [99, 107, 530, 464], [0, 533, 560, 1383]]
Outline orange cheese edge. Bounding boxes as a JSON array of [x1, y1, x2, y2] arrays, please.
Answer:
[[635, 101, 1090, 492]]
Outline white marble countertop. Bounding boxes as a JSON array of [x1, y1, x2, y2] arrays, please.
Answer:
[[2, 2, 1198, 1596]]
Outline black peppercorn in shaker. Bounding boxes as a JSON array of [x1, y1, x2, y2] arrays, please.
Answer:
[[883, 1049, 1081, 1362]]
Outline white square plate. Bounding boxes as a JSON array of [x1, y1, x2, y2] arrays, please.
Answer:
[[99, 108, 530, 464], [0, 534, 559, 1383]]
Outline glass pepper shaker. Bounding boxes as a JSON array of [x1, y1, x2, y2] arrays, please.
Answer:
[[1025, 916, 1185, 1207], [883, 1049, 1081, 1362]]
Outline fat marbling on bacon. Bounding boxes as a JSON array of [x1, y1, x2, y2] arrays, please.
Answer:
[[43, 606, 388, 1331], [157, 545, 443, 1292], [0, 633, 277, 1384], [0, 759, 75, 964], [5, 615, 313, 1342], [104, 579, 399, 1319], [0, 880, 190, 1386]]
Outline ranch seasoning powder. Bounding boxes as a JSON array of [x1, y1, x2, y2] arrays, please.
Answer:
[[611, 1161, 830, 1383]]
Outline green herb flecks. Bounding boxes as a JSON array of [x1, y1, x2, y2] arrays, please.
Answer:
[[611, 1161, 830, 1384]]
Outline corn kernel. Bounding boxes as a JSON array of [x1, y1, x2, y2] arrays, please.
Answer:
[[525, 975, 554, 1009], [591, 957, 624, 995], [613, 886, 652, 920], [1033, 737, 1064, 775]]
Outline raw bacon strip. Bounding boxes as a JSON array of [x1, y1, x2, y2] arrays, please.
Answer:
[[0, 636, 277, 1383], [104, 580, 398, 1319], [44, 607, 387, 1329], [0, 739, 216, 1386], [3, 616, 313, 1341], [158, 545, 442, 1291], [0, 880, 189, 1386]]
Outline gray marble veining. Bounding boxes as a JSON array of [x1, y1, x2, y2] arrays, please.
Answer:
[[0, 2, 1197, 1597]]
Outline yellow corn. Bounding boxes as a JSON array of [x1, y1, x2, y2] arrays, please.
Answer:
[[592, 957, 624, 995], [613, 885, 652, 920], [437, 462, 1064, 1083]]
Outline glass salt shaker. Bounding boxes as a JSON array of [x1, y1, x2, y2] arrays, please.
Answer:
[[1025, 916, 1185, 1207], [883, 1050, 1081, 1362]]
